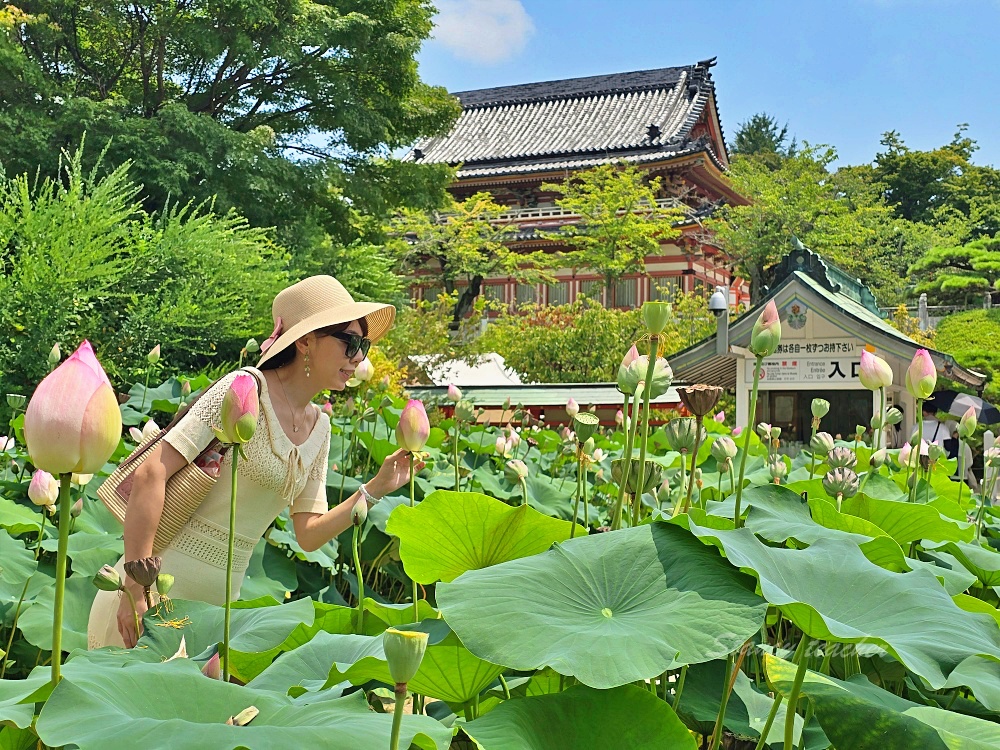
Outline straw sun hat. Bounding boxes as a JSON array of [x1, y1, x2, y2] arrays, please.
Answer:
[[256, 275, 396, 368]]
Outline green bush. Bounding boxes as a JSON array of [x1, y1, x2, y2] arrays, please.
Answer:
[[0, 148, 289, 395], [933, 308, 1000, 401]]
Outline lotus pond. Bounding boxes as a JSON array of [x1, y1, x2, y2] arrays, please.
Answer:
[[1, 329, 1000, 750]]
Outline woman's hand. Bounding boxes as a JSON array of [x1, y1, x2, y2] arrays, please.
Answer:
[[368, 448, 425, 498], [116, 582, 147, 647]]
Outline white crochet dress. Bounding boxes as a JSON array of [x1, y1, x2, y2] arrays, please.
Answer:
[[87, 368, 330, 649]]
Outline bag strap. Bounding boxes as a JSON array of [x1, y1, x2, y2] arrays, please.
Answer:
[[116, 368, 262, 472]]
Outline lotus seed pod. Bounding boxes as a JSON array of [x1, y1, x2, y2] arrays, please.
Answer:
[[664, 417, 699, 453], [5, 393, 26, 410], [710, 436, 738, 462], [870, 448, 887, 469], [641, 300, 673, 334], [504, 459, 529, 483], [573, 412, 600, 444], [826, 446, 857, 470], [351, 497, 367, 527], [822, 467, 860, 499], [927, 442, 947, 463], [156, 573, 175, 596], [870, 413, 882, 430], [124, 556, 162, 588], [884, 407, 903, 426], [757, 422, 772, 439], [244, 337, 260, 355], [811, 398, 830, 418], [767, 455, 788, 481], [382, 628, 429, 685], [677, 384, 722, 417], [92, 564, 122, 592]]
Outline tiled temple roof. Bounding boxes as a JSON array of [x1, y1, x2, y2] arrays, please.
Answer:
[[405, 59, 726, 178]]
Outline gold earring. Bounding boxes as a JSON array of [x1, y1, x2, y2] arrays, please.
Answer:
[[304, 351, 311, 378]]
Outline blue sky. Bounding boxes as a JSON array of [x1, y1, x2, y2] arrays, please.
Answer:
[[417, 0, 1000, 168]]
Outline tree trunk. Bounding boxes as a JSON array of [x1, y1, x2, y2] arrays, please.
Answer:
[[451, 276, 483, 329]]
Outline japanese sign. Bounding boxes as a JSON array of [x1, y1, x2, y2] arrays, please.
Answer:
[[772, 339, 860, 356], [747, 357, 862, 384]]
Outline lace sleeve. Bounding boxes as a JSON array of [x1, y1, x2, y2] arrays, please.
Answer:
[[162, 370, 244, 462], [291, 415, 331, 515]]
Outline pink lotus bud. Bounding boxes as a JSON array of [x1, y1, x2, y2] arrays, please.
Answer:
[[213, 374, 259, 444], [71, 498, 83, 518], [859, 350, 893, 390], [958, 405, 977, 439], [507, 429, 521, 447], [617, 345, 641, 394], [28, 469, 59, 507], [495, 435, 507, 455], [129, 427, 143, 443], [615, 410, 624, 426], [749, 300, 781, 357], [0, 435, 13, 451], [141, 419, 160, 442], [397, 399, 430, 452], [732, 426, 743, 438], [904, 349, 937, 401], [321, 401, 333, 416], [147, 344, 161, 364], [354, 359, 375, 383], [713, 411, 725, 423], [180, 380, 192, 398], [202, 652, 221, 680], [447, 384, 462, 403], [24, 340, 122, 474], [565, 398, 579, 418]]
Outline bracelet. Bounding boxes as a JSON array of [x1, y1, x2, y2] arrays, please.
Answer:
[[358, 483, 381, 506]]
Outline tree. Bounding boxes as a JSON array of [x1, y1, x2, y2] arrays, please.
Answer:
[[0, 1, 460, 261], [385, 192, 556, 326], [728, 112, 797, 168], [708, 145, 943, 304], [873, 126, 1000, 239], [909, 237, 1000, 305], [541, 163, 685, 307]]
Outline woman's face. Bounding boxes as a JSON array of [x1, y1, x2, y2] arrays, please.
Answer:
[[312, 320, 366, 391]]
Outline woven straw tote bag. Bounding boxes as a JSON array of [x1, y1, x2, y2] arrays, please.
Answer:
[[97, 369, 260, 554]]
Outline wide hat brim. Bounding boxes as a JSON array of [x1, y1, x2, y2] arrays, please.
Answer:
[[257, 298, 396, 369]]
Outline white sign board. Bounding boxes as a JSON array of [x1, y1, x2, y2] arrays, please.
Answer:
[[747, 356, 862, 385]]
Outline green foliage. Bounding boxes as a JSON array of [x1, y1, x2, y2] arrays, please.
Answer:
[[0, 147, 288, 391], [709, 145, 943, 304], [478, 294, 714, 384], [910, 236, 1000, 304], [541, 163, 684, 306], [728, 111, 797, 167], [933, 309, 1000, 401]]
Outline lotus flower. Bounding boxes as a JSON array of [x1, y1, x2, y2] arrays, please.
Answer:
[[147, 344, 161, 364], [70, 498, 83, 517], [713, 411, 726, 423], [212, 374, 259, 445], [354, 358, 375, 383], [397, 400, 430, 453], [321, 401, 333, 416], [23, 340, 122, 475], [749, 300, 781, 358], [565, 398, 580, 418], [72, 472, 92, 486], [617, 345, 640, 394], [0, 435, 14, 451], [641, 301, 672, 334], [447, 384, 462, 403], [202, 652, 221, 680], [615, 409, 624, 426], [495, 435, 508, 456], [767, 455, 788, 482], [869, 449, 887, 469], [859, 350, 893, 390], [905, 349, 937, 401], [180, 380, 192, 398], [811, 398, 830, 418], [732, 426, 743, 438], [27, 469, 59, 509], [958, 406, 977, 439], [629, 355, 673, 400], [382, 628, 429, 685]]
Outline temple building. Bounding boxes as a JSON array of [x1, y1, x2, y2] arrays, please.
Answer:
[[403, 58, 748, 310]]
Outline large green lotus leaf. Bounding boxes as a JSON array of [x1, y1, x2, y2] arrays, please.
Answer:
[[437, 523, 767, 688], [840, 495, 974, 546], [924, 541, 1000, 587], [135, 596, 315, 681], [0, 530, 36, 611], [766, 653, 1000, 750], [0, 671, 49, 729], [679, 516, 1000, 688], [0, 725, 37, 750], [17, 575, 96, 652], [72, 493, 126, 536], [247, 632, 381, 696], [239, 540, 298, 602], [328, 629, 503, 705], [461, 684, 697, 750], [942, 654, 1000, 711], [907, 557, 978, 595], [955, 594, 1000, 627], [34, 659, 451, 750], [0, 498, 42, 537], [40, 532, 122, 578], [386, 490, 579, 584]]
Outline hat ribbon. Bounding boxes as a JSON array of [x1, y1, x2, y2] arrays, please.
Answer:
[[260, 317, 283, 353]]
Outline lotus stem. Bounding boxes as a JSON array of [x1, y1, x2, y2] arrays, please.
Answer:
[[611, 392, 638, 530], [571, 453, 583, 538], [519, 477, 529, 507], [752, 693, 784, 750], [632, 335, 660, 527], [453, 421, 461, 491], [671, 450, 687, 518], [352, 521, 365, 633], [34, 512, 47, 561], [499, 674, 511, 700], [222, 449, 239, 682], [671, 664, 688, 709], [139, 368, 151, 412], [709, 641, 751, 750], [784, 635, 811, 750], [875, 388, 886, 453], [409, 453, 418, 623], [734, 355, 763, 528], [48, 473, 73, 685], [582, 466, 589, 532], [389, 683, 407, 750], [682, 423, 704, 513], [907, 400, 924, 503], [797, 702, 814, 750]]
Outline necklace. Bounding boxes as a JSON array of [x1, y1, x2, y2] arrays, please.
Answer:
[[275, 369, 308, 433]]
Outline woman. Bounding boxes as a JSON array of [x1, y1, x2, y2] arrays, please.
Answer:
[[88, 276, 417, 648]]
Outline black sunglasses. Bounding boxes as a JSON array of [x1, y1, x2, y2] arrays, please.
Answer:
[[320, 331, 371, 359]]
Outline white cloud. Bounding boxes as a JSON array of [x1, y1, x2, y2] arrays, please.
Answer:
[[431, 0, 535, 65]]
